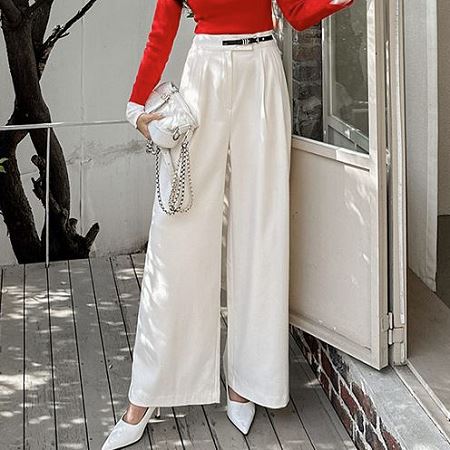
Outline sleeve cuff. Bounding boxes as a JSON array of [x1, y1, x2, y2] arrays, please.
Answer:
[[126, 101, 145, 129]]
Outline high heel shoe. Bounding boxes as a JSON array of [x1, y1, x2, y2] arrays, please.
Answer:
[[223, 345, 255, 435], [101, 405, 161, 450], [226, 385, 256, 435]]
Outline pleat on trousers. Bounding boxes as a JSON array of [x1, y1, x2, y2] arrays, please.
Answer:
[[127, 28, 292, 409]]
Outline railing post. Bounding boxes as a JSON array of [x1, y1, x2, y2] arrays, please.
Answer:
[[0, 119, 127, 267], [45, 126, 50, 268]]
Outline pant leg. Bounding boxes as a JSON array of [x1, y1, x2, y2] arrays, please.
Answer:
[[128, 41, 230, 407], [225, 40, 292, 409]]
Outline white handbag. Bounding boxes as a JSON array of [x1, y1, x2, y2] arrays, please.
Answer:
[[144, 80, 199, 215]]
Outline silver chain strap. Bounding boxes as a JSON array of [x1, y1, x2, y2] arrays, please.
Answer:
[[145, 129, 194, 215]]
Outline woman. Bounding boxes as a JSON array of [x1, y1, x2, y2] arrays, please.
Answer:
[[102, 0, 353, 448]]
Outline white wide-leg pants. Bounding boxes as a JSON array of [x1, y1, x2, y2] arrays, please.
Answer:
[[128, 29, 292, 409]]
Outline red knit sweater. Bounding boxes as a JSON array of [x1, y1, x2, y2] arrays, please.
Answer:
[[128, 0, 353, 107]]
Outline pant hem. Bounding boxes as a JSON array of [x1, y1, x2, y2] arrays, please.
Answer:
[[227, 373, 289, 409], [128, 388, 221, 408]]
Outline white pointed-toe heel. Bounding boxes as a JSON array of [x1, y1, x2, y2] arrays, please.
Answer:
[[223, 345, 255, 435], [226, 385, 256, 434], [101, 405, 161, 450]]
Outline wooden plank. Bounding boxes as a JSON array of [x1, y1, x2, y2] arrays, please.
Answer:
[[47, 260, 88, 449], [130, 252, 216, 448], [214, 312, 249, 449], [147, 408, 184, 449], [289, 333, 357, 447], [130, 252, 146, 287], [220, 309, 315, 449], [69, 258, 112, 449], [228, 386, 282, 450], [89, 256, 151, 449], [202, 381, 249, 450], [157, 302, 248, 449], [210, 311, 246, 450], [112, 254, 182, 448], [288, 334, 356, 449], [266, 401, 315, 450], [1, 254, 360, 449], [252, 324, 314, 450], [250, 323, 313, 450], [0, 265, 25, 449], [172, 405, 216, 449], [112, 254, 142, 349], [24, 262, 56, 449], [220, 312, 282, 450]]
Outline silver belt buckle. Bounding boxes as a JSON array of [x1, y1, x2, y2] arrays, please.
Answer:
[[242, 37, 251, 45]]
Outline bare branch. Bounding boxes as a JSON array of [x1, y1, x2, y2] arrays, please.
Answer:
[[36, 0, 100, 74], [42, 0, 99, 51]]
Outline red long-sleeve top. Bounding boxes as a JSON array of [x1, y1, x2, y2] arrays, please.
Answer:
[[128, 0, 353, 108]]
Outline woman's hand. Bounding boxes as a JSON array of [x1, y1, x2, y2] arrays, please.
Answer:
[[136, 112, 165, 140]]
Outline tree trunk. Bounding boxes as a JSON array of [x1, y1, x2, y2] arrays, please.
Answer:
[[0, 1, 99, 263]]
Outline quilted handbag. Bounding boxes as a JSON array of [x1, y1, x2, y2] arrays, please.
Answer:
[[144, 80, 199, 215]]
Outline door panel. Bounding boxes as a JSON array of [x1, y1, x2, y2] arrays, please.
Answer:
[[287, 0, 389, 369]]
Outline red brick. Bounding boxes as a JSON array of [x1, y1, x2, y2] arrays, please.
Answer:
[[365, 423, 386, 450], [380, 421, 402, 450], [321, 351, 339, 391], [329, 345, 350, 385], [354, 431, 369, 450], [319, 370, 330, 398], [355, 409, 365, 433], [352, 382, 378, 427], [303, 331, 319, 359], [331, 390, 354, 439], [340, 380, 359, 417]]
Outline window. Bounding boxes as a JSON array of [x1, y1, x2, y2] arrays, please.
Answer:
[[288, 0, 370, 153]]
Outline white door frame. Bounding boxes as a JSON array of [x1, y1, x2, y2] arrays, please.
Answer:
[[286, 0, 393, 370], [386, 0, 408, 365]]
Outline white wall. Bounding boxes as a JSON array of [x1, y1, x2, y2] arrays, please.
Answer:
[[0, 1, 195, 265], [404, 0, 439, 291]]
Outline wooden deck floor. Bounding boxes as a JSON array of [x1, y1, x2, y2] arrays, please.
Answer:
[[0, 254, 355, 450]]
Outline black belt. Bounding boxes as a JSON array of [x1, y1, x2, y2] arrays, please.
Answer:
[[222, 34, 273, 46]]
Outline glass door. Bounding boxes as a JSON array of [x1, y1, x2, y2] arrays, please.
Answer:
[[279, 0, 393, 370]]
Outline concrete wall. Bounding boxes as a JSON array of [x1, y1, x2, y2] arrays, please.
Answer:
[[404, 0, 450, 289], [0, 1, 195, 265]]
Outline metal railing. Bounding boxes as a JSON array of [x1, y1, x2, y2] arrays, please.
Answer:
[[0, 119, 128, 267]]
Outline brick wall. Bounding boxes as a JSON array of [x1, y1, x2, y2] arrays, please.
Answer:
[[292, 24, 323, 141], [290, 325, 403, 450]]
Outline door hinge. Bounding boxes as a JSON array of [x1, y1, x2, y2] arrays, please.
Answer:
[[384, 312, 404, 345]]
